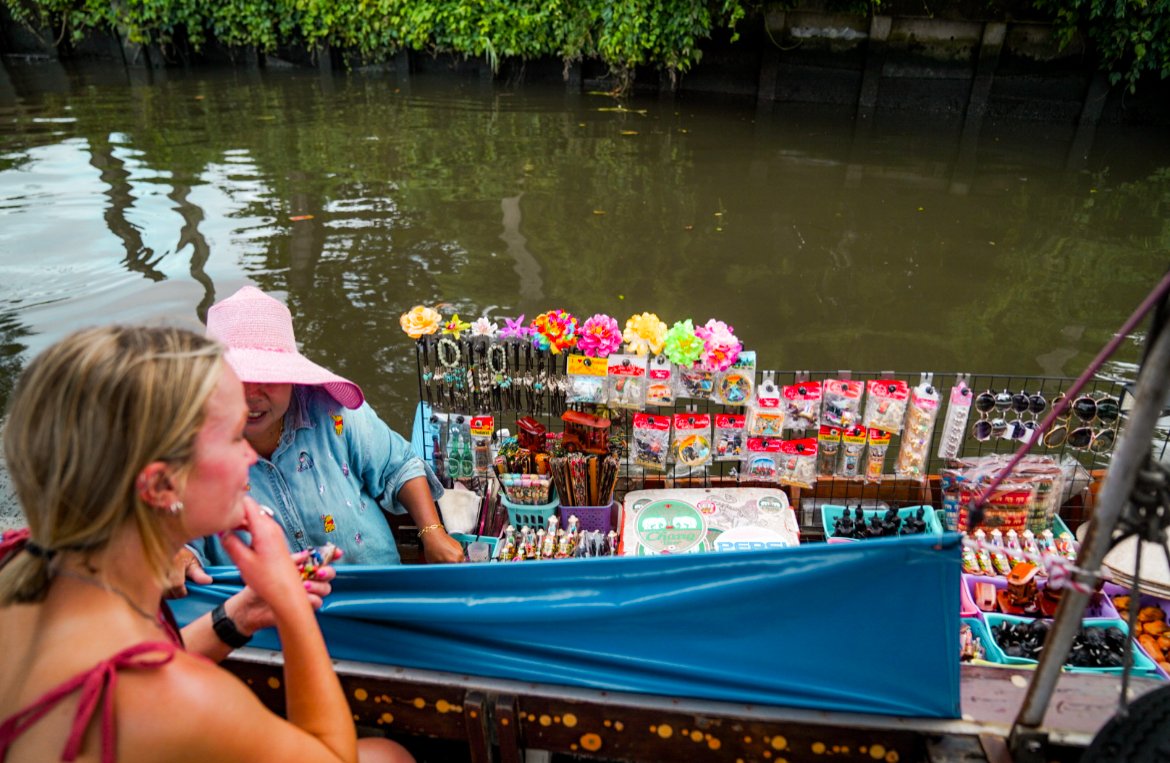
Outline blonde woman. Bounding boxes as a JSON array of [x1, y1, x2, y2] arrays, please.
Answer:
[[0, 326, 409, 762]]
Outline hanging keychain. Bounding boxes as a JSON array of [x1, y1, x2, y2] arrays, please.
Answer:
[[470, 415, 495, 478], [713, 351, 755, 406], [863, 427, 891, 484], [778, 438, 818, 490], [837, 424, 867, 479], [714, 413, 747, 461], [566, 354, 607, 404], [864, 376, 909, 434], [937, 373, 972, 460], [822, 376, 864, 428], [646, 354, 675, 406], [817, 424, 842, 477], [632, 413, 671, 472], [672, 412, 712, 471], [747, 372, 785, 436], [607, 353, 648, 409], [895, 372, 941, 482], [743, 437, 782, 482], [782, 373, 821, 431]]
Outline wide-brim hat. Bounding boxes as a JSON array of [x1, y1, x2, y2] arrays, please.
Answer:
[[206, 286, 364, 409]]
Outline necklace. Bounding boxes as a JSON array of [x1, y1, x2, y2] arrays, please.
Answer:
[[56, 568, 161, 627]]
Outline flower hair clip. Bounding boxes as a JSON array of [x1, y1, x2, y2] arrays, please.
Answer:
[[530, 310, 578, 354], [442, 314, 472, 340], [623, 312, 667, 356], [399, 305, 442, 339], [663, 319, 703, 367], [500, 314, 531, 341], [577, 314, 622, 358], [695, 319, 742, 372], [470, 317, 498, 338]]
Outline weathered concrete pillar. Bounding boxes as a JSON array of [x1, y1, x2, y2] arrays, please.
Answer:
[[856, 15, 891, 122], [962, 22, 1006, 131], [1066, 71, 1110, 170]]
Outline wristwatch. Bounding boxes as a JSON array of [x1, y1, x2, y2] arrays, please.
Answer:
[[211, 602, 252, 649]]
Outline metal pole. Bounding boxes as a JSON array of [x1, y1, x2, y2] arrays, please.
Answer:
[[1011, 320, 1170, 739]]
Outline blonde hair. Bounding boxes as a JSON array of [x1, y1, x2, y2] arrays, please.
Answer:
[[0, 326, 224, 604]]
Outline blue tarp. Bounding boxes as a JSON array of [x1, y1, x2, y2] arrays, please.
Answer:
[[174, 532, 961, 718]]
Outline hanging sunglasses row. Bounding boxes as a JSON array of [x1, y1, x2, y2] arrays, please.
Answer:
[[969, 388, 1120, 453]]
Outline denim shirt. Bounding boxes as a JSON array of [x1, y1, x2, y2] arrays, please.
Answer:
[[191, 385, 444, 567]]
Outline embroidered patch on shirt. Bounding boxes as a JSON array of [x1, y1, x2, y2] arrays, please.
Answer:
[[332, 414, 344, 435], [322, 514, 335, 533], [297, 452, 314, 472], [342, 463, 350, 477], [354, 532, 363, 545]]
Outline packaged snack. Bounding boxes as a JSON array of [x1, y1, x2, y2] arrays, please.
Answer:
[[863, 427, 891, 484], [782, 377, 821, 430], [672, 413, 712, 469], [747, 373, 785, 437], [817, 424, 842, 477], [837, 425, 867, 479], [743, 437, 782, 482], [864, 378, 910, 434], [778, 438, 818, 490], [645, 354, 675, 406], [714, 414, 747, 461], [937, 374, 972, 460], [989, 529, 1012, 575], [895, 374, 941, 482], [632, 413, 672, 472], [607, 354, 648, 409], [822, 378, 864, 428], [713, 351, 755, 406], [566, 354, 607, 405]]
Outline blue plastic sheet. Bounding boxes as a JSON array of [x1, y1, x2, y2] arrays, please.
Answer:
[[174, 532, 961, 718]]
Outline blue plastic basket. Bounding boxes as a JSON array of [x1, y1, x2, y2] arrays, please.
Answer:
[[985, 613, 1160, 676], [501, 492, 559, 530], [449, 533, 499, 561], [962, 616, 1006, 666]]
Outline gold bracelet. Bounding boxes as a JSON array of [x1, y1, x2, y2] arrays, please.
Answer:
[[417, 522, 444, 539]]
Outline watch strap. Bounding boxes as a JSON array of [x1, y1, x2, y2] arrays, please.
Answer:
[[211, 602, 252, 649]]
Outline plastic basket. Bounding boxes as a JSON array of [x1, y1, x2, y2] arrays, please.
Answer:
[[449, 533, 499, 562], [558, 501, 618, 534], [820, 504, 943, 541], [962, 615, 1006, 665], [984, 613, 1160, 675], [501, 493, 559, 530]]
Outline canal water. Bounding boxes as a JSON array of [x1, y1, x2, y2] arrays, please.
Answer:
[[1, 59, 1168, 432]]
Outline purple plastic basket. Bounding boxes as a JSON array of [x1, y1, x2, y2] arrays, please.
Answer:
[[558, 501, 618, 534]]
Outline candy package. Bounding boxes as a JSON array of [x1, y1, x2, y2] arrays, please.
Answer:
[[817, 424, 842, 477], [864, 378, 909, 434], [632, 413, 671, 472], [822, 379, 864, 428], [782, 377, 821, 431], [646, 355, 675, 406], [566, 354, 607, 405], [747, 373, 785, 437], [714, 414, 747, 461], [863, 427, 891, 484], [778, 438, 818, 490], [743, 437, 782, 482], [895, 374, 941, 482], [837, 424, 867, 480], [671, 412, 712, 470], [607, 354, 648, 409], [713, 351, 755, 406]]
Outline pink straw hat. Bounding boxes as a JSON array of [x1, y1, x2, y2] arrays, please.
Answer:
[[206, 286, 365, 409]]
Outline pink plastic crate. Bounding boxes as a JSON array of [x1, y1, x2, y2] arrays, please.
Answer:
[[963, 573, 1118, 619]]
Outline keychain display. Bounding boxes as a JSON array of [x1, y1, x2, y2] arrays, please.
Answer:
[[743, 437, 782, 482], [607, 354, 648, 409], [817, 424, 842, 477], [782, 377, 821, 430], [863, 428, 891, 484], [633, 413, 671, 471], [864, 378, 910, 434], [895, 374, 941, 482], [822, 379, 864, 428], [747, 373, 785, 436], [837, 424, 867, 479], [566, 354, 607, 404], [470, 415, 495, 477], [675, 365, 715, 400], [672, 412, 713, 469], [713, 351, 756, 406], [714, 414, 747, 461], [646, 354, 675, 406], [778, 438, 818, 490], [937, 374, 972, 460]]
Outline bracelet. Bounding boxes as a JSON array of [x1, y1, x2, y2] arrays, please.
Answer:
[[211, 602, 252, 650], [417, 522, 445, 539]]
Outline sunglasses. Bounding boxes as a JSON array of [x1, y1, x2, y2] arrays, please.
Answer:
[[1042, 392, 1120, 452]]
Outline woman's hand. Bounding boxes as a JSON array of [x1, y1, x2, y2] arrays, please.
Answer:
[[422, 527, 465, 564], [220, 498, 310, 619], [226, 551, 336, 635], [166, 547, 213, 598]]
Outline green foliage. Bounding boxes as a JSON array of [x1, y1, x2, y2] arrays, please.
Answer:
[[1030, 0, 1170, 91], [1, 0, 751, 87]]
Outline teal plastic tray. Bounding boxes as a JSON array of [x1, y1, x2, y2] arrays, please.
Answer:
[[985, 613, 1161, 676], [821, 504, 943, 541]]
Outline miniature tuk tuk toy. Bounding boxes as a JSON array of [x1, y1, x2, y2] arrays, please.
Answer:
[[560, 410, 611, 454]]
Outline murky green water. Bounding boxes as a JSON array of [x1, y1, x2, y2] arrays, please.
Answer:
[[1, 60, 1167, 430]]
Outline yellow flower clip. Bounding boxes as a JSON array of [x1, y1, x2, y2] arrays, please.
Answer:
[[442, 313, 472, 340], [623, 312, 667, 356], [399, 305, 442, 339]]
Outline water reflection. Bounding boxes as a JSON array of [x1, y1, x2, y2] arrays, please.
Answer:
[[0, 59, 1167, 429]]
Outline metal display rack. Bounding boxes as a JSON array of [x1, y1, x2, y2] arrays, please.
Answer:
[[415, 338, 1125, 538]]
